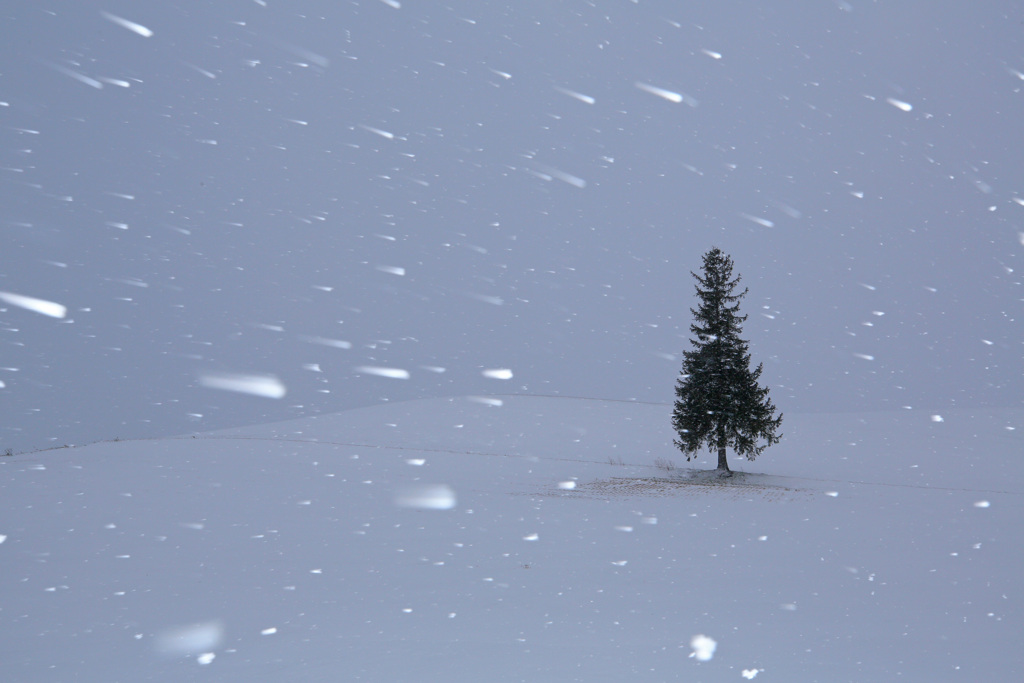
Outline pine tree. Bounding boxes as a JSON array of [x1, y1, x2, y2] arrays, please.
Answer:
[[672, 247, 782, 473]]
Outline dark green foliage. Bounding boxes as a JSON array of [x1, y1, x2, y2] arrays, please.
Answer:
[[672, 247, 783, 472]]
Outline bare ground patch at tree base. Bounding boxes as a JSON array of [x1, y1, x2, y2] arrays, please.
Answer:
[[558, 471, 815, 501]]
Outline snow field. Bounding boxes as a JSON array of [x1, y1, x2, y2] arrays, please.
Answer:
[[1, 395, 1021, 681]]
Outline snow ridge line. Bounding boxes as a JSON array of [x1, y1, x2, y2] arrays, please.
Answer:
[[180, 434, 618, 467], [177, 434, 1022, 497], [9, 430, 1019, 496], [494, 393, 672, 407]]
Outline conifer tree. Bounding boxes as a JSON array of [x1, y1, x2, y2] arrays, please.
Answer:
[[672, 247, 782, 473]]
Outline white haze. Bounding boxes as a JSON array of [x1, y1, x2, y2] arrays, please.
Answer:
[[0, 2, 1020, 453]]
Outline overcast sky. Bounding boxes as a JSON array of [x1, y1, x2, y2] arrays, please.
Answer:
[[2, 1, 1021, 452]]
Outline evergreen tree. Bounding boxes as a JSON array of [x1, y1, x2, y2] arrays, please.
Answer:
[[672, 247, 782, 473]]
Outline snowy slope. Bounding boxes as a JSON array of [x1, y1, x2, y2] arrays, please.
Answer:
[[4, 1, 1022, 452], [2, 396, 1021, 681]]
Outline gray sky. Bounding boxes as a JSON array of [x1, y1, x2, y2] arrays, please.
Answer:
[[2, 1, 1022, 451]]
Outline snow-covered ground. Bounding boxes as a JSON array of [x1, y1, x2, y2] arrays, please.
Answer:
[[2, 395, 1021, 681]]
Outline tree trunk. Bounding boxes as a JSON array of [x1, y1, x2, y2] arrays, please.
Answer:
[[717, 445, 730, 472]]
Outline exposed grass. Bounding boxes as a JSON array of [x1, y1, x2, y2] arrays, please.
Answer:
[[653, 456, 676, 472]]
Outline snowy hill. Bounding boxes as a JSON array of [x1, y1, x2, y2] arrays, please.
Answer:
[[3, 1, 1022, 453], [2, 396, 1021, 681]]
